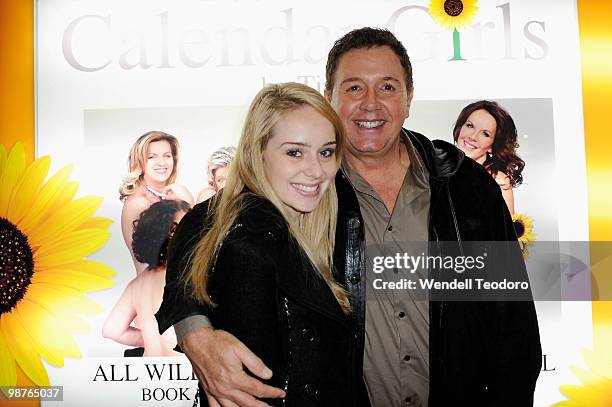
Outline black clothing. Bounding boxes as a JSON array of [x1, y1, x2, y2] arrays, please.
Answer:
[[159, 194, 367, 407]]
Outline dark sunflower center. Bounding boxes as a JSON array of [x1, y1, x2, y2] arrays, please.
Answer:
[[513, 219, 526, 238], [444, 0, 464, 17], [0, 217, 34, 315]]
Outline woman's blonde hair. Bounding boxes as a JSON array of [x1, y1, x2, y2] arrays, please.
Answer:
[[185, 82, 350, 313], [119, 131, 180, 200]]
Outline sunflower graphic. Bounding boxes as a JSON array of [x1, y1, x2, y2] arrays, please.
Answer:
[[428, 0, 479, 60], [512, 213, 535, 257], [554, 348, 612, 406], [0, 142, 115, 387]]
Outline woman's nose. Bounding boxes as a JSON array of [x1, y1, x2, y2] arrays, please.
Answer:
[[303, 154, 323, 178]]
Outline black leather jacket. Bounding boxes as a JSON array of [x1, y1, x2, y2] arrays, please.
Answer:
[[333, 130, 542, 407]]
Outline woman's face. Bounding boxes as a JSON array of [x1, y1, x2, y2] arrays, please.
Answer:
[[213, 165, 229, 191], [263, 105, 338, 217], [143, 140, 174, 187], [456, 109, 497, 165]]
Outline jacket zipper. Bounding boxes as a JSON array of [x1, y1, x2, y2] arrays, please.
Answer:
[[282, 296, 291, 406]]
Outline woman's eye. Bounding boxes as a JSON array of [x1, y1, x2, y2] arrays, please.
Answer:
[[465, 123, 473, 129], [320, 148, 335, 158], [287, 149, 302, 158]]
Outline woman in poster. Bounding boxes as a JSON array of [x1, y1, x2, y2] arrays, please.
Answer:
[[196, 145, 236, 203], [119, 131, 194, 274], [176, 83, 366, 406], [102, 199, 190, 356], [453, 100, 525, 214]]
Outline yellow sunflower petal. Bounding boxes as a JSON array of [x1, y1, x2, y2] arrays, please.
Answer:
[[44, 181, 79, 221], [18, 164, 74, 234], [21, 301, 91, 337], [1, 315, 49, 386], [6, 156, 51, 224], [559, 383, 612, 405], [570, 367, 612, 398], [33, 268, 115, 292], [582, 348, 612, 377], [79, 217, 113, 230], [15, 300, 81, 366], [28, 196, 103, 247], [0, 327, 17, 386], [51, 259, 117, 279], [0, 144, 7, 175], [26, 283, 104, 315], [33, 228, 110, 268], [429, 0, 478, 31], [0, 142, 26, 218]]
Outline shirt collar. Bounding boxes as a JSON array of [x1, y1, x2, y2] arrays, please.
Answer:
[[341, 129, 429, 192]]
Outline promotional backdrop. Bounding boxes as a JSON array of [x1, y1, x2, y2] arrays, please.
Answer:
[[13, 0, 597, 405]]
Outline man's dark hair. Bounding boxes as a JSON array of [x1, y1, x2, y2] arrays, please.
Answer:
[[325, 27, 413, 94]]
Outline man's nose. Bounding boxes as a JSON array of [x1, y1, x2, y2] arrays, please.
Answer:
[[359, 89, 380, 112]]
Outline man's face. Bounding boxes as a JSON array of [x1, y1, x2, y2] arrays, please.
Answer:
[[327, 46, 413, 160]]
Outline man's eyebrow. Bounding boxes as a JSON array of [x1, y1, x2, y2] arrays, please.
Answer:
[[339, 77, 362, 86], [382, 76, 401, 83], [339, 76, 401, 85]]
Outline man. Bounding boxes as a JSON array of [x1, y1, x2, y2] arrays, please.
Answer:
[[157, 28, 541, 407]]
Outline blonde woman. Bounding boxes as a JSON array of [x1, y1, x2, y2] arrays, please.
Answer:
[[162, 83, 367, 406], [196, 146, 236, 203], [119, 131, 194, 274]]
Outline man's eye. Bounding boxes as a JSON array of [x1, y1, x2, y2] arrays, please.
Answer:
[[320, 148, 335, 158], [382, 83, 395, 91], [287, 149, 302, 158], [347, 85, 360, 92]]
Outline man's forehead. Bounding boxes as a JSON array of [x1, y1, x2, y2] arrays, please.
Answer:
[[334, 47, 404, 80]]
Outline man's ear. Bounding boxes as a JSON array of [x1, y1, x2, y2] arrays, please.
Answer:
[[405, 89, 414, 119]]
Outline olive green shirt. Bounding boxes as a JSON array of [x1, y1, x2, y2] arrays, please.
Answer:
[[342, 131, 431, 407]]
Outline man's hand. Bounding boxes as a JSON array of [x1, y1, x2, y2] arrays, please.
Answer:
[[182, 327, 286, 407]]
